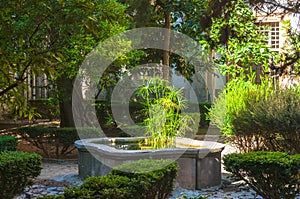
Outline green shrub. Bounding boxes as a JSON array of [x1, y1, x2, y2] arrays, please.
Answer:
[[224, 151, 300, 199], [17, 126, 104, 158], [0, 135, 18, 152], [112, 159, 178, 199], [209, 78, 300, 153], [0, 151, 42, 199], [28, 98, 60, 120], [232, 89, 300, 154], [64, 175, 141, 199], [18, 126, 78, 158], [95, 100, 145, 131], [61, 159, 178, 199]]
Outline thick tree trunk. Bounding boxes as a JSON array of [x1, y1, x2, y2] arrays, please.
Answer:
[[57, 75, 76, 128]]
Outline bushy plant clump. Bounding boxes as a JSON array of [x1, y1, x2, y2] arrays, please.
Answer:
[[38, 159, 178, 199], [133, 78, 196, 148], [0, 135, 18, 152], [224, 151, 300, 199], [209, 77, 300, 153], [0, 151, 42, 199], [231, 89, 300, 153], [18, 126, 79, 158], [17, 126, 102, 158]]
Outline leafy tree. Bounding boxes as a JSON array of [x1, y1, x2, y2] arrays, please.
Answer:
[[44, 0, 129, 127], [0, 0, 55, 119], [201, 0, 273, 80], [118, 0, 209, 79], [0, 0, 129, 126]]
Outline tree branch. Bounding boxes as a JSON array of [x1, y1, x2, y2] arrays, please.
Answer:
[[249, 0, 300, 14], [0, 60, 32, 97]]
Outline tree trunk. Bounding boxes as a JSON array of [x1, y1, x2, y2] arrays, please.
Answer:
[[57, 75, 76, 128], [163, 11, 171, 80]]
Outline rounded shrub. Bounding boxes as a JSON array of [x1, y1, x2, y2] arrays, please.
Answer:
[[224, 151, 300, 199], [64, 175, 141, 199], [0, 135, 18, 153], [59, 159, 178, 199], [0, 151, 42, 199], [112, 159, 178, 199]]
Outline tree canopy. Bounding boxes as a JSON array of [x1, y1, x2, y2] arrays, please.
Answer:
[[0, 0, 129, 121], [1, 0, 299, 122]]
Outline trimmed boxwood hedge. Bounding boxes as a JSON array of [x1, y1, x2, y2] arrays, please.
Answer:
[[112, 159, 178, 199], [224, 151, 300, 199], [63, 175, 142, 199], [39, 159, 178, 199], [0, 151, 42, 199], [0, 135, 18, 153]]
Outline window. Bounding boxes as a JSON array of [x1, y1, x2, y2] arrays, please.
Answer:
[[258, 22, 280, 52]]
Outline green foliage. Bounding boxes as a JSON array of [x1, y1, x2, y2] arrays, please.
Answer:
[[231, 88, 300, 153], [209, 77, 300, 153], [198, 102, 212, 127], [209, 77, 273, 135], [0, 0, 53, 119], [18, 126, 78, 158], [17, 126, 101, 158], [64, 175, 139, 199], [112, 159, 178, 199], [95, 100, 145, 133], [0, 0, 130, 122], [0, 151, 42, 199], [276, 19, 300, 76], [0, 135, 18, 153], [28, 98, 60, 120], [208, 0, 273, 77], [133, 78, 196, 148], [61, 159, 178, 199], [224, 151, 300, 199]]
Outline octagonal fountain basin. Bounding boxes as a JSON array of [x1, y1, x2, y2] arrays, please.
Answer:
[[75, 137, 225, 189]]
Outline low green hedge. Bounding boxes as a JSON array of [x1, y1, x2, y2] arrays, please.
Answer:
[[0, 135, 18, 153], [17, 126, 102, 158], [18, 126, 79, 158], [64, 175, 141, 199], [0, 151, 42, 199], [224, 151, 300, 199], [111, 159, 178, 199], [39, 159, 178, 199]]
